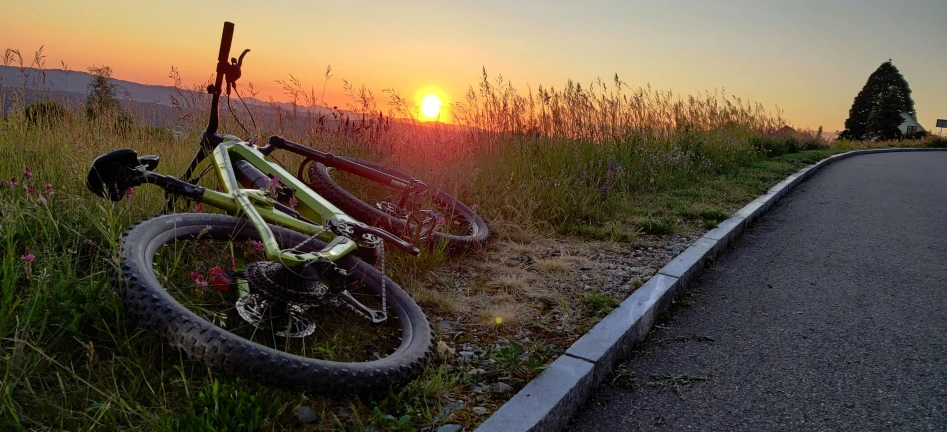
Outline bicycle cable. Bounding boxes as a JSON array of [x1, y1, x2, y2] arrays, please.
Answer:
[[227, 93, 255, 144], [233, 86, 259, 144]]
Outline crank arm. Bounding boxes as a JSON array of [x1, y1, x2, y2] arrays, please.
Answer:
[[335, 290, 387, 323]]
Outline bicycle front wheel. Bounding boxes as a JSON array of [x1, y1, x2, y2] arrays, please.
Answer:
[[306, 156, 489, 249], [119, 213, 432, 395]]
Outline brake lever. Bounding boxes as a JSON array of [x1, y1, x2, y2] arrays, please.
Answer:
[[225, 49, 250, 95]]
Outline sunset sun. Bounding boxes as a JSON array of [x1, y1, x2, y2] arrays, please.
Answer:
[[420, 94, 442, 119]]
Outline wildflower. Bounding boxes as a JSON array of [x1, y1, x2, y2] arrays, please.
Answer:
[[248, 240, 264, 253], [36, 196, 47, 205], [437, 216, 447, 226], [288, 196, 299, 209], [44, 183, 54, 195], [267, 176, 281, 198], [600, 186, 611, 199], [26, 185, 39, 195], [23, 168, 32, 179], [21, 247, 35, 279], [20, 248, 35, 263], [125, 187, 134, 200], [208, 267, 230, 292], [0, 179, 8, 188], [186, 270, 208, 288], [10, 178, 18, 188], [471, 203, 479, 211], [193, 202, 203, 212]]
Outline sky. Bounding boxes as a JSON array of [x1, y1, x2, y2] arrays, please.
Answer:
[[2, 0, 946, 131]]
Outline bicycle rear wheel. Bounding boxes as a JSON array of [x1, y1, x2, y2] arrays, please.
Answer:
[[306, 156, 489, 249], [119, 213, 432, 395]]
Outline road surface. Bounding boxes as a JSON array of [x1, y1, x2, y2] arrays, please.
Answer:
[[568, 152, 947, 432]]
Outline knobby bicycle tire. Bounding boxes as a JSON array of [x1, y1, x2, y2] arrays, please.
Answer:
[[119, 213, 432, 395], [306, 156, 489, 249]]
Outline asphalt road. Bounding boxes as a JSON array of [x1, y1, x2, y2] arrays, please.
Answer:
[[568, 152, 947, 432]]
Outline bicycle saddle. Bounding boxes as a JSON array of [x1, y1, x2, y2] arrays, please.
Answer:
[[86, 149, 159, 201]]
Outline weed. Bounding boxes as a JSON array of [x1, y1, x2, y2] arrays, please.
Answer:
[[586, 291, 620, 317], [485, 341, 554, 383], [639, 217, 678, 235]]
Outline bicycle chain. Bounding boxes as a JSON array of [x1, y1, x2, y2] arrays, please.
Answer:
[[292, 227, 331, 251], [330, 241, 387, 322]]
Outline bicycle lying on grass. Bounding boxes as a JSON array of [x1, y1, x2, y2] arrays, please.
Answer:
[[85, 21, 488, 395]]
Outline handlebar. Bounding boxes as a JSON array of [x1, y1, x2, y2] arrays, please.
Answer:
[[218, 22, 234, 64], [205, 22, 235, 138]]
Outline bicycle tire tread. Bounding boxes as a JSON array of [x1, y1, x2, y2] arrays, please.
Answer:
[[118, 213, 431, 396]]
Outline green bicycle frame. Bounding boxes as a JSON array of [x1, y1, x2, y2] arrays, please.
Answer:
[[195, 134, 359, 267]]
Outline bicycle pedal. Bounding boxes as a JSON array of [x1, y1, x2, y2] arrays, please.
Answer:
[[402, 210, 439, 244]]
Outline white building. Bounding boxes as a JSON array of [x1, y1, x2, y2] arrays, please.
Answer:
[[899, 113, 926, 135]]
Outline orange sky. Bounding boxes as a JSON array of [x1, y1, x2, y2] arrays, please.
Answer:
[[3, 0, 946, 131]]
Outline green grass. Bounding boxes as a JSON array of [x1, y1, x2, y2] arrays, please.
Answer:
[[3, 58, 944, 430]]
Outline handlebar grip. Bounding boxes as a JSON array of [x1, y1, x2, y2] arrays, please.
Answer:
[[218, 22, 234, 63]]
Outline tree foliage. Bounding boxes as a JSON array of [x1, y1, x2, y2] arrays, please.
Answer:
[[85, 66, 121, 120], [842, 60, 914, 140], [865, 87, 904, 141]]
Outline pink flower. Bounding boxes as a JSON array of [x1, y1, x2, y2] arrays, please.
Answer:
[[23, 168, 32, 179], [471, 204, 479, 211], [437, 216, 447, 226], [83, 239, 94, 246], [193, 202, 203, 212], [125, 187, 134, 200], [10, 179, 18, 188], [44, 183, 54, 196], [36, 196, 47, 205], [249, 240, 264, 253], [186, 271, 200, 280], [20, 248, 35, 263], [288, 196, 298, 208], [26, 185, 39, 195], [1, 179, 8, 188]]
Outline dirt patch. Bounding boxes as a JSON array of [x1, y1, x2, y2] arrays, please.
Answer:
[[397, 231, 701, 427]]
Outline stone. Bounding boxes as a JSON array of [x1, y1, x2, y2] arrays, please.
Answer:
[[436, 425, 464, 432], [472, 407, 489, 415], [493, 382, 514, 393], [443, 400, 465, 414], [459, 351, 475, 361], [294, 405, 317, 424], [657, 238, 718, 289]]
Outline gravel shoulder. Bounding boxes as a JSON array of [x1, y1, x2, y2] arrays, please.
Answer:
[[567, 152, 947, 432]]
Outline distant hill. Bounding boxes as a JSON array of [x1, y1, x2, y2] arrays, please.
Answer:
[[0, 65, 357, 120], [1, 66, 471, 139]]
